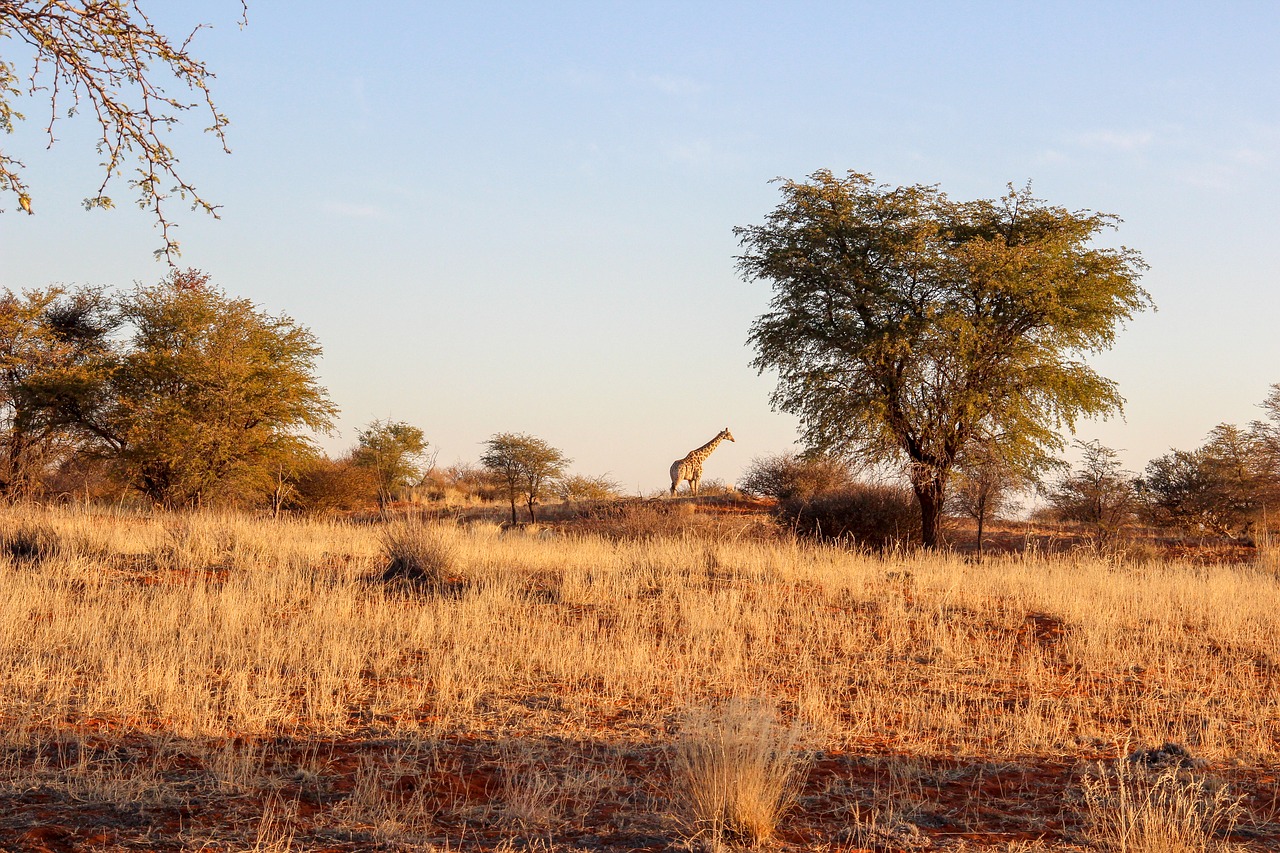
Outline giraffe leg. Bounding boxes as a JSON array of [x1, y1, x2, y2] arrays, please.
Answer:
[[691, 474, 700, 497]]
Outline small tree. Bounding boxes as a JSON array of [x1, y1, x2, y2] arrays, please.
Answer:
[[1048, 440, 1137, 546], [950, 441, 1036, 561], [480, 432, 570, 524], [352, 419, 431, 508]]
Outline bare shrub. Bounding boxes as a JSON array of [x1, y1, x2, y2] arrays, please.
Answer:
[[668, 699, 807, 847], [1081, 754, 1243, 853], [776, 483, 921, 549], [379, 523, 462, 592], [739, 452, 854, 502]]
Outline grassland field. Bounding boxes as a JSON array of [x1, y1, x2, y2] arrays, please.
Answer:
[[0, 500, 1277, 852]]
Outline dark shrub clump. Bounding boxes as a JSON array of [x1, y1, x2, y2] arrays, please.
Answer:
[[776, 483, 920, 550]]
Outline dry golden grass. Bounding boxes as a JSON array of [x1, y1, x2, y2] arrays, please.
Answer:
[[1081, 755, 1245, 853], [0, 502, 1277, 850], [668, 698, 806, 846]]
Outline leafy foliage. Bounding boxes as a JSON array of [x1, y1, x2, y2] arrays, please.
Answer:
[[737, 170, 1150, 546], [0, 286, 115, 498], [352, 419, 430, 507], [73, 270, 335, 508], [479, 432, 570, 524]]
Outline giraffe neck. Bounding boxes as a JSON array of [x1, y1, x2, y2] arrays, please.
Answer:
[[687, 433, 725, 464]]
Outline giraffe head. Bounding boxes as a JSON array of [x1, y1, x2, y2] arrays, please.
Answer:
[[721, 428, 735, 443]]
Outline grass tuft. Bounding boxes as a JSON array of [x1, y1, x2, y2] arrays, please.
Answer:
[[1081, 752, 1244, 853], [2, 520, 60, 563], [668, 698, 808, 847], [379, 522, 463, 592]]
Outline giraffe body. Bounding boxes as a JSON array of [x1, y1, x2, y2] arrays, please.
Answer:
[[669, 428, 735, 496]]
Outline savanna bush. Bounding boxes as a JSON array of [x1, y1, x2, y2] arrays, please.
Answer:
[[776, 483, 920, 549], [739, 452, 854, 502], [289, 456, 379, 513]]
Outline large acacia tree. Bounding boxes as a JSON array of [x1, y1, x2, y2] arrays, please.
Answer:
[[737, 171, 1150, 547], [79, 269, 335, 508]]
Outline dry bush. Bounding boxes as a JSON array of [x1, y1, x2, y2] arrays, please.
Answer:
[[1254, 525, 1280, 575], [1081, 754, 1244, 853], [554, 473, 624, 503], [776, 482, 921, 549], [739, 452, 854, 502], [1, 519, 61, 562], [288, 455, 378, 513], [668, 699, 807, 847], [379, 522, 463, 591]]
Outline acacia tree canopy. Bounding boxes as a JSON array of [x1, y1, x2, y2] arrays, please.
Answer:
[[0, 285, 115, 497], [737, 170, 1151, 547], [480, 432, 570, 525], [0, 1, 244, 260], [86, 269, 335, 508]]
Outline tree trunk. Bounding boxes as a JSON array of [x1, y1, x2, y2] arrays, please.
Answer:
[[508, 496, 517, 525], [976, 510, 985, 563], [912, 467, 948, 549], [526, 496, 537, 524]]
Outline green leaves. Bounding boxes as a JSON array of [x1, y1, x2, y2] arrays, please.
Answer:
[[738, 170, 1151, 546]]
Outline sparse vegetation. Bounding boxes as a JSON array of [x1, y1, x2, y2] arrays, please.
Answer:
[[668, 699, 807, 847], [1, 502, 1277, 850], [1081, 753, 1245, 853]]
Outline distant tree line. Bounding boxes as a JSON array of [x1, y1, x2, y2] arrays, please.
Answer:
[[0, 270, 604, 515]]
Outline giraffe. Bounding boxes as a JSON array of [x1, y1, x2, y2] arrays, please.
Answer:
[[669, 428, 735, 497]]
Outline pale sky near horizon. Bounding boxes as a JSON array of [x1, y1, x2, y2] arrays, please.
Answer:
[[2, 2, 1278, 494]]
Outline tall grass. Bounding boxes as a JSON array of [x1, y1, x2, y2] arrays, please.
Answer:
[[1081, 756, 1244, 853], [1, 502, 1278, 761], [668, 699, 807, 846]]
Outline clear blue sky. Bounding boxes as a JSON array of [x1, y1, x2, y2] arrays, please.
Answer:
[[3, 2, 1278, 492]]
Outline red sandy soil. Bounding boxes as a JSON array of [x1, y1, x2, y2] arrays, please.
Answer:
[[2, 731, 1277, 851]]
